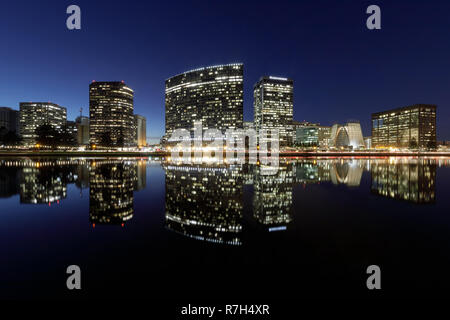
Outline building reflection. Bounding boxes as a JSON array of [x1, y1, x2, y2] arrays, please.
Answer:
[[370, 158, 436, 203], [163, 163, 244, 245], [253, 162, 294, 231], [89, 160, 141, 225], [294, 159, 365, 187]]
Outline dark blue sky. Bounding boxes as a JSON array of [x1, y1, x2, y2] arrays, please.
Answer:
[[1, 0, 450, 140]]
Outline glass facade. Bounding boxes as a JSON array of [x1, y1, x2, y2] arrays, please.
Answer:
[[254, 76, 294, 147], [164, 64, 243, 141], [89, 81, 135, 147], [19, 102, 67, 145], [372, 104, 437, 149]]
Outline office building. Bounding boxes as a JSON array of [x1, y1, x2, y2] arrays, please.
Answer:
[[372, 104, 437, 149], [295, 122, 331, 148], [164, 63, 243, 142], [89, 81, 135, 147], [134, 114, 147, 147], [254, 76, 294, 147], [19, 102, 67, 145]]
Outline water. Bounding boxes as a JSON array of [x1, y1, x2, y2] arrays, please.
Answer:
[[1, 156, 450, 299]]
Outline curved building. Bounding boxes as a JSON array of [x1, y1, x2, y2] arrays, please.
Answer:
[[330, 122, 365, 149], [164, 63, 243, 141]]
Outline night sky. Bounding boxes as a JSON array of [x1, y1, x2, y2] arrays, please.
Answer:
[[1, 0, 450, 141]]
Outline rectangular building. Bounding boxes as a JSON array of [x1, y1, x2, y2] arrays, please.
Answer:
[[76, 116, 90, 145], [254, 76, 294, 147], [295, 122, 331, 148], [134, 114, 147, 147], [372, 104, 436, 149], [19, 102, 67, 145], [89, 81, 135, 147]]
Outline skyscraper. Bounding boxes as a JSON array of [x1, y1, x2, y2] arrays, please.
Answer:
[[372, 104, 437, 149], [89, 81, 135, 147], [254, 76, 294, 147], [134, 114, 147, 147], [19, 102, 67, 145], [164, 63, 243, 142]]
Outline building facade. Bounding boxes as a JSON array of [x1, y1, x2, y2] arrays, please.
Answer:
[[19, 102, 67, 145], [164, 63, 243, 142], [295, 122, 331, 148], [89, 81, 135, 147], [254, 76, 294, 147], [134, 114, 147, 147], [0, 107, 19, 133], [372, 104, 437, 149], [329, 122, 365, 149]]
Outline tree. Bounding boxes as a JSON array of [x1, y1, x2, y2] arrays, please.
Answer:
[[1, 130, 22, 146], [59, 124, 77, 147], [35, 124, 60, 148]]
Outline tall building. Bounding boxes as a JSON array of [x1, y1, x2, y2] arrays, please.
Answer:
[[134, 114, 147, 147], [329, 121, 365, 149], [75, 116, 90, 145], [254, 76, 294, 147], [0, 107, 19, 133], [19, 102, 67, 145], [372, 104, 437, 149], [164, 63, 243, 142], [89, 81, 135, 147]]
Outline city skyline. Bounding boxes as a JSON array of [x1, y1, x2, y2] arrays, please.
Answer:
[[2, 1, 450, 141]]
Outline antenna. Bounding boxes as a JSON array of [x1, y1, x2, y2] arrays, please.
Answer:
[[80, 107, 83, 117]]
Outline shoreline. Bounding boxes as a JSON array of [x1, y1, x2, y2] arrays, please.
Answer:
[[1, 150, 450, 158]]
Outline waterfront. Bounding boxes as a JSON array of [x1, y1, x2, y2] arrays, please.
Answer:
[[1, 156, 450, 299]]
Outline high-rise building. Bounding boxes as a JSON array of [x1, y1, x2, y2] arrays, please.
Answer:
[[19, 102, 67, 145], [164, 63, 243, 142], [0, 107, 19, 133], [372, 104, 437, 149], [134, 114, 147, 147], [254, 76, 294, 147], [89, 81, 135, 147], [75, 116, 90, 145]]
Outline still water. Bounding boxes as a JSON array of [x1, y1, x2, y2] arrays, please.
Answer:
[[1, 156, 450, 299]]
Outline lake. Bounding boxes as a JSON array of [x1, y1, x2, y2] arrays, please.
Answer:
[[1, 156, 450, 299]]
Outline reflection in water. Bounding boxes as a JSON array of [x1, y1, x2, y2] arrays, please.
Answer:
[[164, 164, 243, 245], [89, 160, 139, 226], [0, 157, 445, 238], [253, 163, 294, 231], [371, 158, 436, 203]]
